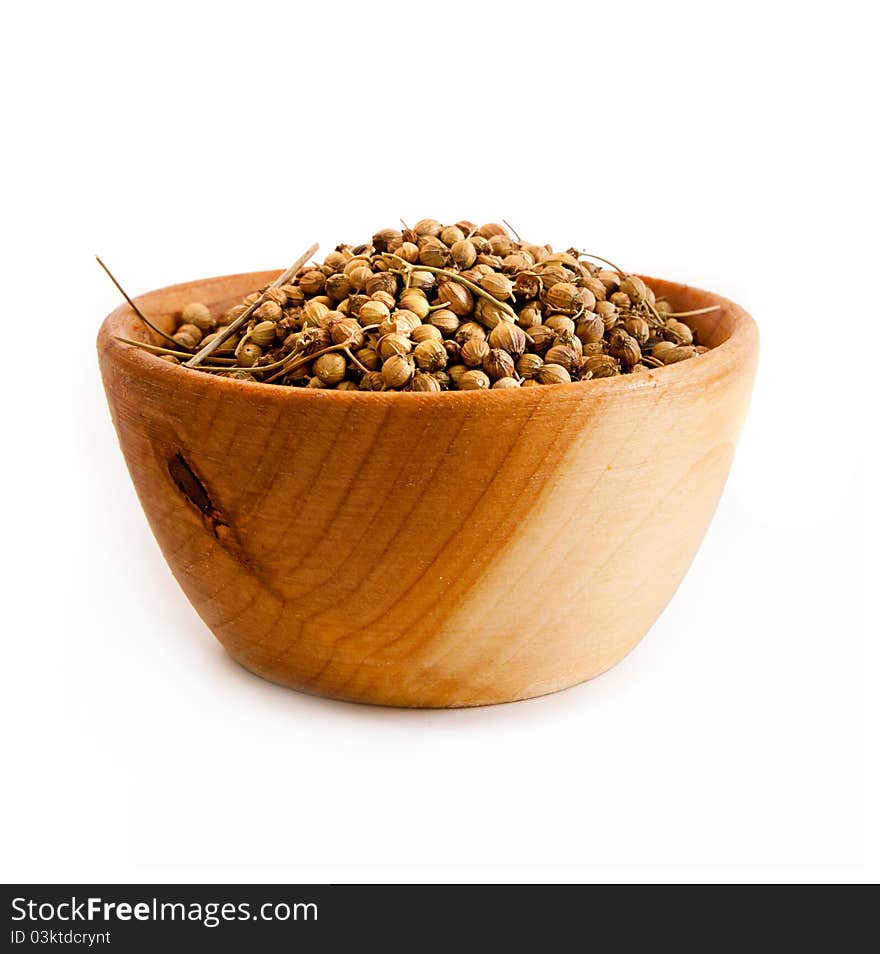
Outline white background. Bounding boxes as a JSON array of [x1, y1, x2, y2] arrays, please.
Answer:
[[1, 0, 875, 884]]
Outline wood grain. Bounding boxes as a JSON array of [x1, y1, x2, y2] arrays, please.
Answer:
[[97, 271, 759, 707]]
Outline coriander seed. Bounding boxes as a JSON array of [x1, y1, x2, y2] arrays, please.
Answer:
[[181, 302, 214, 330], [414, 339, 448, 372], [459, 369, 490, 390], [537, 364, 571, 385], [314, 352, 348, 385], [483, 348, 515, 381], [381, 354, 415, 388], [461, 338, 491, 367], [127, 219, 714, 393]]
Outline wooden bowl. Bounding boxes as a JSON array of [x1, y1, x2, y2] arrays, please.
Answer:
[[97, 270, 758, 707]]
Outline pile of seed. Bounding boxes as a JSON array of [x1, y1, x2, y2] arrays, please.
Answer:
[[155, 220, 711, 391]]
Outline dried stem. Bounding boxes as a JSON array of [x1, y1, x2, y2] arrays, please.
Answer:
[[96, 257, 180, 347], [263, 344, 337, 385], [380, 253, 517, 320], [577, 251, 626, 276], [667, 305, 721, 317], [503, 219, 523, 242], [641, 298, 666, 325], [186, 243, 319, 368], [344, 348, 369, 374], [199, 355, 292, 375], [114, 337, 236, 364]]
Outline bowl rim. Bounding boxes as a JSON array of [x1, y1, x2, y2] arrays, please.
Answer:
[[98, 269, 759, 403]]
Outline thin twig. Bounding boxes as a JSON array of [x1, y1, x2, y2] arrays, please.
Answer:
[[263, 343, 340, 385], [114, 337, 236, 365], [186, 243, 319, 368], [638, 296, 666, 325], [344, 347, 369, 374], [502, 219, 522, 242], [577, 251, 626, 276], [666, 305, 721, 317], [97, 257, 180, 347], [198, 356, 292, 374]]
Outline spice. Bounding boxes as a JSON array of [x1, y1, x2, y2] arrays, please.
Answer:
[[314, 352, 347, 385], [483, 348, 515, 381], [537, 364, 571, 385], [381, 354, 415, 388], [459, 369, 491, 390], [516, 354, 543, 379], [110, 221, 717, 391], [461, 338, 491, 368], [414, 339, 447, 372], [181, 302, 214, 331]]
